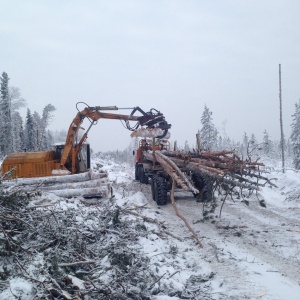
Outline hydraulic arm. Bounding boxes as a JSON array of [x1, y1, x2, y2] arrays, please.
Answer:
[[60, 103, 171, 173]]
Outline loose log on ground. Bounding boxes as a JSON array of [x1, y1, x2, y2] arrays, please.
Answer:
[[2, 170, 108, 187], [40, 178, 110, 191], [47, 185, 110, 198]]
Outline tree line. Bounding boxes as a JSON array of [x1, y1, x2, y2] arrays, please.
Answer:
[[2, 71, 300, 169], [106, 103, 300, 170], [0, 72, 58, 158], [194, 104, 298, 168]]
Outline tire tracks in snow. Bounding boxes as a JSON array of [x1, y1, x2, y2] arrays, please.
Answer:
[[131, 183, 263, 299], [126, 178, 300, 299]]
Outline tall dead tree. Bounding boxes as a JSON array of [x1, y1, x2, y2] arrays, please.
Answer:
[[279, 64, 285, 173]]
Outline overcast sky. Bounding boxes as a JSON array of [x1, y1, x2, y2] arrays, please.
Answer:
[[1, 0, 300, 152]]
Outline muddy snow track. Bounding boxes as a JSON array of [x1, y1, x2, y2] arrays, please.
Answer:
[[123, 180, 300, 299]]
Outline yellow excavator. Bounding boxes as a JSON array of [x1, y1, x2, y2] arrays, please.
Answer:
[[1, 103, 171, 179]]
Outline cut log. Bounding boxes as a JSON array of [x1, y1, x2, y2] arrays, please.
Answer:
[[40, 179, 109, 191], [47, 186, 110, 198], [155, 151, 199, 194], [2, 170, 108, 187]]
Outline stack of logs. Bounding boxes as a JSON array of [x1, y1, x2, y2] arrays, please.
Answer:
[[1, 170, 110, 199], [146, 149, 276, 199]]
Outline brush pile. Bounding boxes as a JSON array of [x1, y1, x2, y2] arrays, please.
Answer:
[[0, 184, 215, 299]]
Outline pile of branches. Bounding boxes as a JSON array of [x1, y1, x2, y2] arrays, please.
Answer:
[[162, 149, 276, 207], [0, 190, 150, 299], [0, 185, 215, 299]]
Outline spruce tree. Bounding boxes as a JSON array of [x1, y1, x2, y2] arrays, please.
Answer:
[[0, 72, 13, 156], [9, 87, 26, 152], [12, 111, 24, 152], [25, 109, 35, 151], [241, 132, 249, 158], [44, 130, 54, 150], [290, 99, 300, 169], [262, 130, 274, 157], [32, 111, 42, 150], [199, 105, 218, 150], [249, 133, 259, 157], [39, 104, 56, 150]]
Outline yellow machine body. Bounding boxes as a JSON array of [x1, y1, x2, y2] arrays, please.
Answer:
[[1, 151, 59, 178], [0, 104, 171, 179]]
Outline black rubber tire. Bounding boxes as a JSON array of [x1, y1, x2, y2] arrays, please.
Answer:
[[151, 177, 156, 200], [153, 175, 168, 205], [192, 172, 213, 202], [192, 172, 205, 190], [202, 188, 213, 202], [139, 166, 149, 184], [135, 164, 140, 181]]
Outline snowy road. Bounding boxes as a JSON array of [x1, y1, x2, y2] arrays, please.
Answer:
[[119, 169, 300, 300], [158, 196, 300, 300]]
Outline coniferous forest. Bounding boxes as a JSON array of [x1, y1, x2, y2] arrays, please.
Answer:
[[1, 71, 299, 170]]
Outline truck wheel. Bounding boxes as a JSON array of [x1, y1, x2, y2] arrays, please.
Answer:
[[153, 176, 168, 205], [135, 164, 140, 180], [151, 177, 156, 200], [202, 188, 213, 202], [192, 172, 213, 202], [192, 172, 205, 190], [139, 166, 149, 184]]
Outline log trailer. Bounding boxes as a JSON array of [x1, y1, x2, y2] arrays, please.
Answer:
[[134, 137, 271, 206], [1, 103, 171, 179], [134, 138, 213, 205]]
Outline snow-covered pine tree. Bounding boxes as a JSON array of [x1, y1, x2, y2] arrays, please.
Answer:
[[39, 104, 56, 150], [12, 111, 24, 152], [290, 99, 300, 169], [285, 138, 293, 160], [43, 130, 54, 150], [0, 72, 13, 156], [32, 111, 42, 151], [184, 140, 190, 152], [24, 109, 35, 151], [9, 86, 26, 152], [249, 133, 259, 157], [224, 137, 234, 151], [262, 130, 274, 157], [240, 132, 249, 158], [52, 129, 67, 144], [199, 105, 218, 150], [9, 86, 26, 111]]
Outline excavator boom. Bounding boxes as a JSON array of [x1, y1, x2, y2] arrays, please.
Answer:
[[60, 104, 171, 173]]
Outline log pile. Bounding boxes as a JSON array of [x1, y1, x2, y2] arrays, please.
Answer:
[[1, 170, 111, 199], [146, 149, 276, 203]]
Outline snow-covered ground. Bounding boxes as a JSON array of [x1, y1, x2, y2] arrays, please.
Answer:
[[1, 157, 300, 299], [104, 160, 300, 300]]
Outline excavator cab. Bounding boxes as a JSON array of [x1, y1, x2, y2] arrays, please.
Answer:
[[78, 143, 91, 172], [53, 143, 91, 173]]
